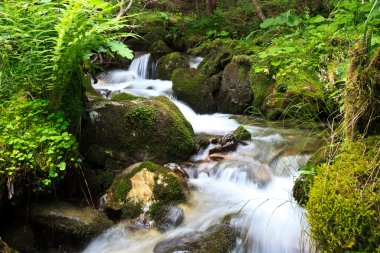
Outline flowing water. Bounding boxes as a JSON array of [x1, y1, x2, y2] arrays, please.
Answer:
[[87, 54, 315, 253]]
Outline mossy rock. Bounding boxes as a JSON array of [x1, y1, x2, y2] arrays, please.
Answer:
[[153, 224, 236, 253], [172, 68, 220, 113], [148, 40, 172, 54], [30, 201, 113, 242], [307, 136, 380, 252], [249, 64, 272, 109], [292, 173, 314, 207], [155, 52, 190, 80], [105, 162, 187, 221], [215, 60, 253, 114], [111, 93, 139, 101], [198, 48, 232, 77], [82, 96, 195, 163], [233, 126, 251, 141]]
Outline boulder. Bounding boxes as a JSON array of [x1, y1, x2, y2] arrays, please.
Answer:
[[104, 162, 187, 224], [233, 126, 251, 141], [153, 205, 185, 231], [153, 224, 236, 253], [82, 96, 195, 164], [209, 134, 239, 155], [155, 52, 190, 80], [172, 68, 220, 113], [215, 59, 253, 114], [198, 48, 232, 77], [30, 201, 113, 241], [249, 64, 272, 109], [148, 40, 172, 54], [1, 222, 36, 252]]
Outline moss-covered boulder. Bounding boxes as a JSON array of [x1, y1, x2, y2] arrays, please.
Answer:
[[249, 64, 272, 109], [233, 126, 251, 141], [155, 52, 190, 80], [198, 48, 232, 77], [292, 173, 314, 207], [172, 68, 220, 113], [153, 224, 236, 253], [82, 96, 195, 164], [214, 58, 253, 114], [149, 40, 172, 54], [104, 162, 187, 223], [110, 92, 139, 101], [30, 201, 113, 241], [307, 137, 380, 252]]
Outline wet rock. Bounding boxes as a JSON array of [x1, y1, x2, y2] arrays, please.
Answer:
[[104, 162, 187, 223], [164, 163, 189, 181], [208, 153, 227, 161], [293, 173, 314, 207], [172, 68, 220, 113], [30, 201, 113, 241], [82, 96, 195, 164], [215, 59, 253, 114], [86, 144, 108, 166], [198, 49, 232, 77], [209, 134, 238, 155], [233, 126, 251, 141], [155, 52, 190, 80], [153, 224, 236, 253], [154, 205, 185, 231]]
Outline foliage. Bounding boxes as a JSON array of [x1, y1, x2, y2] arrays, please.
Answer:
[[0, 0, 133, 108], [0, 94, 80, 191], [307, 136, 380, 252]]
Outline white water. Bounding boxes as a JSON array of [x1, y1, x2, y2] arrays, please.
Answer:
[[87, 53, 312, 253]]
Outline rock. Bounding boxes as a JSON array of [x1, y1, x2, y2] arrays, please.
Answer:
[[293, 173, 314, 207], [249, 63, 272, 109], [153, 224, 236, 253], [208, 153, 226, 161], [148, 40, 172, 54], [104, 162, 187, 222], [82, 96, 195, 164], [1, 222, 36, 252], [172, 68, 220, 113], [155, 52, 190, 80], [86, 144, 108, 166], [215, 59, 253, 114], [30, 201, 113, 241], [153, 205, 185, 231], [198, 48, 232, 77], [209, 134, 239, 155], [233, 126, 251, 141]]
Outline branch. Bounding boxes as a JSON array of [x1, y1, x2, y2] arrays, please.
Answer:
[[252, 0, 266, 22], [117, 0, 133, 19]]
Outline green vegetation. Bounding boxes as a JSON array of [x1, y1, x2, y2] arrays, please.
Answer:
[[307, 137, 380, 252], [0, 0, 133, 198], [0, 94, 79, 191]]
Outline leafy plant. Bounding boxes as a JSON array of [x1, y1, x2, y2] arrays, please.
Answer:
[[0, 94, 80, 192]]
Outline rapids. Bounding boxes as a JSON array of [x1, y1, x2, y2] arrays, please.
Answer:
[[87, 53, 314, 253]]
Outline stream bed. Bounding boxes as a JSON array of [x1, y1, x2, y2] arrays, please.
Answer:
[[86, 54, 315, 253]]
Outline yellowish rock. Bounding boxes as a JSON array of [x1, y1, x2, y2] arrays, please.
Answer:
[[127, 169, 155, 203]]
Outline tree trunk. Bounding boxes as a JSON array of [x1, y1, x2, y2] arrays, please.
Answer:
[[195, 0, 200, 20], [252, 0, 266, 21], [205, 0, 212, 16]]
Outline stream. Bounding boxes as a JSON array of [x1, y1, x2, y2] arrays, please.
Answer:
[[86, 54, 314, 253]]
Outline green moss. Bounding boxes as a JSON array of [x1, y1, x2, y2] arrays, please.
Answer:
[[155, 52, 189, 80], [121, 199, 143, 219], [307, 136, 380, 252], [125, 103, 156, 127], [172, 68, 217, 113], [198, 48, 232, 77], [154, 173, 186, 204], [292, 172, 314, 207], [249, 65, 272, 109], [148, 40, 172, 53], [111, 93, 138, 101], [233, 126, 251, 141]]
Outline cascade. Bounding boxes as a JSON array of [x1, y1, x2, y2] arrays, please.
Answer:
[[87, 55, 312, 253]]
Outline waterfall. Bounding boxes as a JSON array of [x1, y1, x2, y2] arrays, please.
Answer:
[[128, 53, 153, 79]]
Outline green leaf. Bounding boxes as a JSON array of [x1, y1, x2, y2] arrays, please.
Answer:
[[107, 40, 134, 59], [57, 162, 66, 171]]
